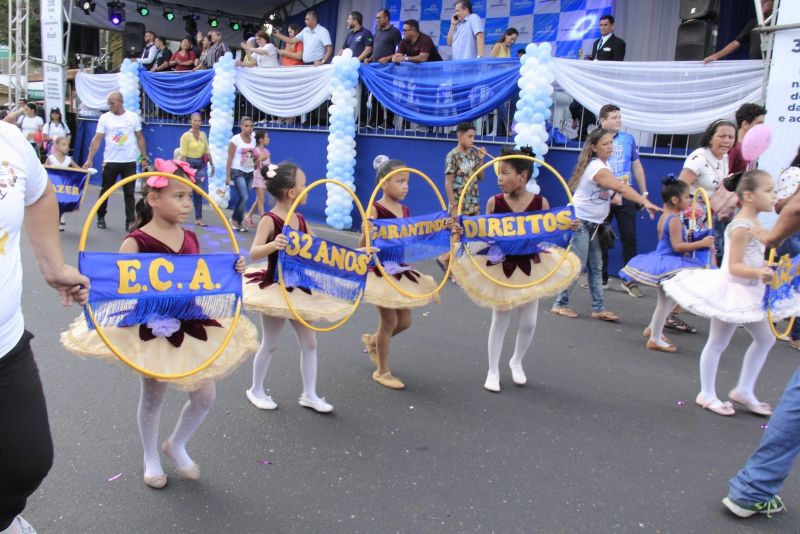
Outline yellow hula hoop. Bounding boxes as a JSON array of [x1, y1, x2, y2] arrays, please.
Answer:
[[456, 155, 575, 289], [365, 166, 452, 300], [690, 187, 713, 269], [766, 248, 797, 339], [277, 178, 371, 333], [78, 171, 242, 380]]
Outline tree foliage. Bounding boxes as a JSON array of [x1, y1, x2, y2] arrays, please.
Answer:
[[0, 0, 43, 65]]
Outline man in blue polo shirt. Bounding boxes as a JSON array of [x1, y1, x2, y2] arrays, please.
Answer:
[[598, 104, 649, 297], [341, 11, 373, 61]]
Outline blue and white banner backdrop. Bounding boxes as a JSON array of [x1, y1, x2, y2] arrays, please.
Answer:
[[514, 42, 556, 193], [207, 53, 236, 209], [394, 0, 613, 59], [118, 59, 142, 116], [325, 49, 361, 230]]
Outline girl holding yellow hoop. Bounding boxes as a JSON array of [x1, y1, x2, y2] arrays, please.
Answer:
[[359, 157, 441, 390], [61, 159, 258, 489], [551, 129, 661, 322], [451, 148, 582, 392], [619, 176, 715, 353], [243, 163, 350, 414], [663, 170, 790, 418]]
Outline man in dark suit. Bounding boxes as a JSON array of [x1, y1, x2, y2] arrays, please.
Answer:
[[570, 15, 626, 139], [586, 15, 626, 61]]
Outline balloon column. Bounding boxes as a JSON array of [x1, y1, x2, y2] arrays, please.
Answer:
[[207, 52, 237, 209], [118, 59, 142, 116], [513, 42, 556, 194], [325, 49, 361, 229]]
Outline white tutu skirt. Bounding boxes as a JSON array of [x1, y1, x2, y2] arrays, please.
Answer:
[[451, 245, 581, 311], [60, 314, 259, 391], [242, 265, 353, 323], [363, 269, 441, 309], [662, 269, 800, 324]]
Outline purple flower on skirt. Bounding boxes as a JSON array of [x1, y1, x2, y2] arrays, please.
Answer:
[[146, 317, 182, 337]]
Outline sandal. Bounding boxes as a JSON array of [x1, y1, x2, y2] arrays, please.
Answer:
[[666, 314, 697, 334], [591, 310, 618, 322], [695, 393, 735, 416], [642, 327, 673, 345], [195, 220, 208, 227], [789, 340, 800, 351], [728, 390, 773, 417], [550, 307, 578, 318]]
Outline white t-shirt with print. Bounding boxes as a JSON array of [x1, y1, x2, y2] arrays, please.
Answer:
[[229, 134, 257, 172], [19, 115, 44, 141], [776, 166, 800, 200], [43, 121, 70, 140], [96, 110, 142, 163], [0, 122, 50, 357], [572, 158, 614, 224], [683, 147, 728, 194]]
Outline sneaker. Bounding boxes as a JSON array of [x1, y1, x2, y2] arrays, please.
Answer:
[[5, 515, 38, 533], [96, 217, 107, 229], [722, 495, 785, 518], [621, 281, 643, 298], [246, 389, 277, 410], [298, 394, 333, 413]]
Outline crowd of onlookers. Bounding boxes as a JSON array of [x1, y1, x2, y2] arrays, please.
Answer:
[[0, 98, 71, 162]]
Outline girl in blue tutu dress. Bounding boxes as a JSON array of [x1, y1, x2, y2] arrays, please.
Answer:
[[620, 176, 715, 353]]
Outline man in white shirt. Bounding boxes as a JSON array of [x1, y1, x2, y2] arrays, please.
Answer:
[[133, 30, 157, 66], [83, 91, 150, 231], [274, 11, 333, 65], [0, 121, 88, 534], [447, 0, 485, 60]]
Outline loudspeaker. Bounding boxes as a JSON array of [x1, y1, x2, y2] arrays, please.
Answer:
[[675, 19, 717, 60], [123, 21, 145, 57], [679, 0, 720, 21], [68, 24, 100, 56]]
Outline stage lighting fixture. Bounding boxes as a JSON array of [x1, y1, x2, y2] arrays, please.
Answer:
[[107, 1, 125, 26], [208, 16, 219, 28], [230, 20, 241, 31], [77, 1, 96, 15], [136, 3, 148, 16], [163, 8, 175, 21]]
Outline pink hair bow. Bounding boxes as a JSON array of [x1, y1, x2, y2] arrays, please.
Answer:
[[146, 158, 197, 188]]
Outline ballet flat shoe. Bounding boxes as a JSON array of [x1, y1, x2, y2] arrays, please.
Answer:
[[646, 340, 677, 353], [143, 464, 167, 489], [161, 440, 200, 480]]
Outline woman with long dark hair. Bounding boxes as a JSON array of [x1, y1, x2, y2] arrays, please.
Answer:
[[551, 128, 660, 321]]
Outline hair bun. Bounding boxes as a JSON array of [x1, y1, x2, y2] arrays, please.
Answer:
[[661, 174, 678, 185], [723, 172, 743, 192], [519, 146, 536, 158], [373, 155, 389, 170]]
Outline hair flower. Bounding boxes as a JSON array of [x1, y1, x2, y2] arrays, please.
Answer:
[[266, 164, 279, 179]]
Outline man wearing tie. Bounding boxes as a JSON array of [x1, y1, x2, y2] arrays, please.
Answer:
[[587, 15, 626, 61], [569, 16, 626, 140]]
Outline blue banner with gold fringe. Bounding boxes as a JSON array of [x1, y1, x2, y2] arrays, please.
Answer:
[[459, 205, 574, 255], [370, 209, 451, 264], [278, 227, 369, 301], [80, 252, 241, 328], [48, 167, 89, 215], [764, 252, 800, 312]]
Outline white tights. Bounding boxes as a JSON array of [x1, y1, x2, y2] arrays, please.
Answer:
[[250, 315, 321, 401], [699, 318, 775, 403], [487, 300, 539, 380], [138, 377, 216, 478], [648, 287, 676, 347]]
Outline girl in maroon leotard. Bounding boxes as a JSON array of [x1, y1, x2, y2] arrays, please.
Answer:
[[359, 158, 440, 390], [243, 163, 350, 414], [62, 159, 258, 489], [451, 148, 582, 392]]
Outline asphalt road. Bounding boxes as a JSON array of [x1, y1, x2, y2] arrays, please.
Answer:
[[18, 188, 800, 533]]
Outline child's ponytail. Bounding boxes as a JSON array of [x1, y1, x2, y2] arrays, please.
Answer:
[[132, 183, 154, 230]]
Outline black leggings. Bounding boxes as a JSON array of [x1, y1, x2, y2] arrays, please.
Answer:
[[0, 331, 53, 530]]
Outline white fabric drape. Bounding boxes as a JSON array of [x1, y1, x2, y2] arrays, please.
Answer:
[[234, 65, 334, 117], [552, 58, 765, 133], [613, 0, 681, 61], [75, 72, 119, 111]]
